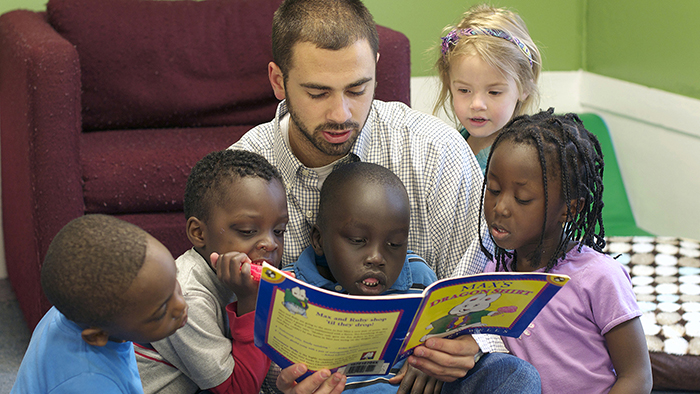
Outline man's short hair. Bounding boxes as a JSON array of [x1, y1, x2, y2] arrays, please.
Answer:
[[184, 149, 283, 223], [41, 214, 149, 326], [272, 0, 379, 75]]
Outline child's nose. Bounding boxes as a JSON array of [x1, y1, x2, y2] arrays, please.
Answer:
[[494, 196, 511, 217], [364, 245, 385, 267], [256, 233, 279, 252], [172, 282, 188, 317], [470, 93, 487, 110]]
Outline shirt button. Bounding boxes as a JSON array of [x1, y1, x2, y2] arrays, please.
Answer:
[[334, 285, 343, 291], [306, 211, 313, 218]]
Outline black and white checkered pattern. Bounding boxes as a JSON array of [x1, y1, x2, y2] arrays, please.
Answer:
[[232, 100, 502, 353], [604, 236, 700, 356], [231, 100, 491, 277]]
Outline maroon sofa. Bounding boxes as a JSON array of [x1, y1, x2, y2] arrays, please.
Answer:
[[0, 0, 410, 329]]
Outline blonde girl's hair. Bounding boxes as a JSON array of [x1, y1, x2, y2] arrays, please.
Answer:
[[433, 4, 541, 126]]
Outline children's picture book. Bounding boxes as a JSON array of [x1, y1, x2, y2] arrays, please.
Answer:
[[254, 263, 569, 379]]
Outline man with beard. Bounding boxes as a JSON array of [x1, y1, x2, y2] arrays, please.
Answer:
[[229, 1, 541, 393]]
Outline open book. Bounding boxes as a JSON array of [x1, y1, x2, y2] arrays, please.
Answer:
[[254, 263, 569, 379]]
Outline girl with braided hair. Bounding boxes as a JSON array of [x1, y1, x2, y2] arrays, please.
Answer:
[[479, 108, 652, 393]]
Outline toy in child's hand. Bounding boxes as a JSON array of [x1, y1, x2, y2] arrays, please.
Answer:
[[247, 263, 263, 282], [241, 262, 295, 282]]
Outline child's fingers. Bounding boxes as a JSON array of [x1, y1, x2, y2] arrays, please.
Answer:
[[387, 361, 407, 384], [213, 252, 251, 281], [277, 364, 345, 394]]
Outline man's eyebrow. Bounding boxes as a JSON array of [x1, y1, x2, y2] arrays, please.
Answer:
[[346, 77, 373, 89], [300, 77, 374, 91]]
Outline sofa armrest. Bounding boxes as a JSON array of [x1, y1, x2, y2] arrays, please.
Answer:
[[0, 10, 84, 327]]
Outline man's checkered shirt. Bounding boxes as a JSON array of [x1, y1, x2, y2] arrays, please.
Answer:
[[231, 100, 506, 353]]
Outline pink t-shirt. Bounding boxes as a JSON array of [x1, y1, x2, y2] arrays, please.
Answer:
[[485, 245, 641, 394]]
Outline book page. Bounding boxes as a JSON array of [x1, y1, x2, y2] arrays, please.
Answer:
[[254, 264, 424, 377], [265, 286, 403, 371]]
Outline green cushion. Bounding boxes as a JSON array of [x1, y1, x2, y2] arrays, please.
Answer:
[[578, 113, 653, 236]]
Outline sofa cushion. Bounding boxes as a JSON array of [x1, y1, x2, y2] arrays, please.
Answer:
[[47, 0, 282, 131], [81, 126, 249, 214]]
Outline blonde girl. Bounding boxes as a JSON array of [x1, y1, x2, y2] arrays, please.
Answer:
[[434, 4, 541, 174]]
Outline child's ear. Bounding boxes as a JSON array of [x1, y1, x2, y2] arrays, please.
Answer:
[[519, 90, 529, 102], [186, 217, 206, 248], [560, 198, 586, 223], [81, 327, 110, 347], [310, 225, 324, 257]]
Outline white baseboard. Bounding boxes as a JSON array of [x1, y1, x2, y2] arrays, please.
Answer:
[[411, 71, 700, 241]]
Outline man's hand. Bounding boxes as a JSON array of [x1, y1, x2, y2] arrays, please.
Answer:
[[407, 335, 480, 382], [389, 362, 443, 394], [277, 364, 346, 394]]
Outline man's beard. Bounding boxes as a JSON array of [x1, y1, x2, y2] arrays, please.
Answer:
[[287, 100, 366, 158]]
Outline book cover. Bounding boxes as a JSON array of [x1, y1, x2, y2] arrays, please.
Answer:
[[253, 263, 568, 379]]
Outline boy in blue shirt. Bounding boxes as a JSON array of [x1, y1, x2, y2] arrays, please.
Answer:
[[284, 162, 439, 392], [11, 214, 188, 394]]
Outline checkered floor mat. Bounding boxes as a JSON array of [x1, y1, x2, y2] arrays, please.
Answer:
[[604, 236, 700, 356]]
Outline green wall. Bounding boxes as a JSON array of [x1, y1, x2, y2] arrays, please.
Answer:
[[585, 0, 700, 99], [0, 0, 45, 15], [3, 0, 700, 100], [364, 0, 583, 75]]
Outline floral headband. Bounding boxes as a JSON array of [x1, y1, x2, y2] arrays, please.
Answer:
[[441, 27, 533, 67]]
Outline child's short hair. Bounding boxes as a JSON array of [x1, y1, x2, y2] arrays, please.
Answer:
[[317, 161, 408, 228], [184, 149, 283, 223], [481, 108, 606, 272], [434, 4, 541, 122], [41, 214, 149, 326]]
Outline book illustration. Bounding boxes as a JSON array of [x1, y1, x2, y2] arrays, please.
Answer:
[[254, 263, 569, 379], [283, 287, 309, 317], [420, 293, 516, 342]]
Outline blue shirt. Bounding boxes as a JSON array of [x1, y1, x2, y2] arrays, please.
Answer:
[[12, 307, 143, 394], [460, 127, 490, 176]]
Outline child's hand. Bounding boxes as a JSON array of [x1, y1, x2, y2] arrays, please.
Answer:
[[389, 363, 443, 394], [210, 251, 259, 315], [277, 364, 345, 394]]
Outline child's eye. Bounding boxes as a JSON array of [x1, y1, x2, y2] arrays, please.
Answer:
[[515, 197, 532, 204], [274, 228, 286, 236], [237, 229, 256, 236], [458, 88, 471, 94], [348, 237, 366, 245], [487, 188, 500, 196], [150, 304, 168, 322], [489, 91, 502, 96], [387, 242, 405, 248]]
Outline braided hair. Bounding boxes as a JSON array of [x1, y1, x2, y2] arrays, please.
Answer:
[[479, 108, 606, 272]]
